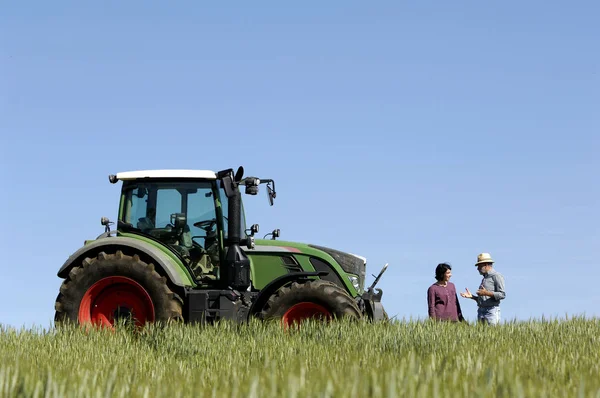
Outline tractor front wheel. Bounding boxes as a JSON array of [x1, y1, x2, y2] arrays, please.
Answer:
[[261, 280, 361, 328], [54, 251, 183, 328]]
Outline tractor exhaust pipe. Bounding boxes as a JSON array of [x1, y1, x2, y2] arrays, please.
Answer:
[[228, 186, 242, 244], [218, 168, 251, 291]]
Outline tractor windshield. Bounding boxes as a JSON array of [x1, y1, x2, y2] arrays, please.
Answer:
[[120, 181, 219, 242]]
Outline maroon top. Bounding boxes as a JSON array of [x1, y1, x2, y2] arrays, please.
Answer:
[[427, 282, 464, 321]]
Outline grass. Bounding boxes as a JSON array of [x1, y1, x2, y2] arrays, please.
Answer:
[[1, 317, 599, 397]]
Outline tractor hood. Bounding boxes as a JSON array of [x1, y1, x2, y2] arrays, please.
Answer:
[[245, 239, 367, 291]]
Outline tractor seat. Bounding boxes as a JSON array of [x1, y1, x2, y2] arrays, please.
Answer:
[[180, 224, 193, 248]]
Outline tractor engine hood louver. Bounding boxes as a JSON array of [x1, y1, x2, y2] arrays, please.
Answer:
[[308, 244, 366, 291]]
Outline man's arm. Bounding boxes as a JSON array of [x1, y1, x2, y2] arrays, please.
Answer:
[[493, 273, 506, 300], [460, 287, 479, 301]]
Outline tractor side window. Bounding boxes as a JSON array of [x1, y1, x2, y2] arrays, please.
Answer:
[[127, 188, 148, 227], [187, 188, 217, 247], [155, 189, 182, 228], [219, 188, 229, 239], [218, 186, 246, 240]]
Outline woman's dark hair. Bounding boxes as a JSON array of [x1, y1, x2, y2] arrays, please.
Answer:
[[435, 263, 452, 281]]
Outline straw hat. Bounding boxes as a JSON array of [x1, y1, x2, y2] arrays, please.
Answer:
[[475, 252, 494, 266]]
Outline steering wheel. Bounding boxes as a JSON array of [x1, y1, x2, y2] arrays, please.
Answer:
[[193, 219, 217, 231]]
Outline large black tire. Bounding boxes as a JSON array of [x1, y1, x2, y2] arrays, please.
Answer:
[[54, 250, 183, 326], [260, 280, 361, 324]]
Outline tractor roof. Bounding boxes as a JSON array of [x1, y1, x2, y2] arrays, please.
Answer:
[[115, 170, 217, 181]]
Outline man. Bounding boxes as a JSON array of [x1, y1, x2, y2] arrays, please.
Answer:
[[460, 252, 506, 325]]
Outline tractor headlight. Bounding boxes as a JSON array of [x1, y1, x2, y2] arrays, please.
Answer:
[[348, 275, 360, 291]]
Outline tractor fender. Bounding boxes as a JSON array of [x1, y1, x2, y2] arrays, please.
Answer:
[[57, 237, 192, 287], [248, 271, 328, 317]]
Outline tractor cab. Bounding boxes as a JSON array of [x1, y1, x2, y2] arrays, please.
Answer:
[[114, 170, 247, 282]]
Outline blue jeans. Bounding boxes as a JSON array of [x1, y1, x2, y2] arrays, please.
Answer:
[[477, 306, 500, 325]]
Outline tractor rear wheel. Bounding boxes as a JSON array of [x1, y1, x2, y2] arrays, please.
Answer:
[[54, 251, 183, 328], [260, 280, 361, 328]]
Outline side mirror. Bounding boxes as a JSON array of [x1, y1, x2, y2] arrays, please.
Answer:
[[267, 181, 276, 206]]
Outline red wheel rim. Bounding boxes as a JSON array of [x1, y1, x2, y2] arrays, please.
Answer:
[[281, 302, 331, 328], [78, 276, 155, 328]]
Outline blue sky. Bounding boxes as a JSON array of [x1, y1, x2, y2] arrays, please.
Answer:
[[1, 1, 598, 328]]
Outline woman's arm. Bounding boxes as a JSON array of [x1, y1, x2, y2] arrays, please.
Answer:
[[456, 293, 465, 321], [427, 286, 436, 318]]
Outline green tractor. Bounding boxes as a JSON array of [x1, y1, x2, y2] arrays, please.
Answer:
[[54, 167, 387, 328]]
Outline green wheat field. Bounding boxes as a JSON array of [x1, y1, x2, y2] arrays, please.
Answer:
[[1, 317, 599, 397]]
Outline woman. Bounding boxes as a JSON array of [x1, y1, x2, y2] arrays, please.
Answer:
[[427, 263, 464, 322]]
